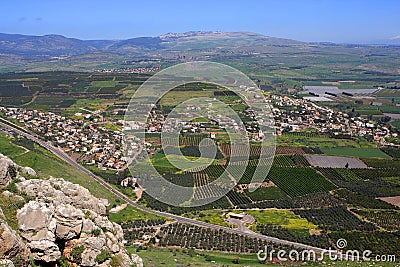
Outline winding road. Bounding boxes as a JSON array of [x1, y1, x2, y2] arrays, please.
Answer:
[[0, 118, 338, 255]]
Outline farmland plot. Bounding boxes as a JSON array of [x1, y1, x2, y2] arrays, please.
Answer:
[[305, 155, 368, 168]]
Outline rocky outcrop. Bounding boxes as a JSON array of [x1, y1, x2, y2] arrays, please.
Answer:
[[0, 155, 134, 266], [27, 240, 61, 263], [20, 166, 36, 177], [0, 259, 15, 267], [0, 153, 18, 186], [55, 204, 84, 240], [0, 217, 26, 261], [131, 254, 144, 267], [17, 177, 108, 215], [15, 177, 131, 266], [17, 201, 56, 242]]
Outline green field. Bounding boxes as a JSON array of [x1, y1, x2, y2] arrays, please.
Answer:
[[0, 133, 27, 156], [126, 246, 397, 267], [108, 205, 165, 223], [160, 90, 213, 106], [91, 80, 118, 87], [391, 120, 400, 129], [184, 209, 230, 227], [127, 246, 274, 267], [268, 167, 336, 197], [246, 210, 317, 232], [277, 134, 374, 149], [245, 186, 289, 201], [151, 152, 213, 171], [322, 147, 391, 158]]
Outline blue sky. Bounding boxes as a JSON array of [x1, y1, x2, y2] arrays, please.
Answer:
[[0, 0, 399, 43]]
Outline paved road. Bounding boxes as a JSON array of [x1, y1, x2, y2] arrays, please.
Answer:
[[0, 118, 338, 254]]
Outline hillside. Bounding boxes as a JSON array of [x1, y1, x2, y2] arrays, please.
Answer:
[[0, 31, 303, 56], [0, 153, 142, 266]]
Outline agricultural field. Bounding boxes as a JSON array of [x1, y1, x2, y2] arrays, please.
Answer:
[[352, 209, 400, 231], [267, 167, 336, 197], [245, 186, 289, 201], [305, 155, 368, 168], [108, 205, 166, 223], [245, 210, 317, 232], [293, 206, 376, 231], [183, 209, 230, 227], [322, 147, 391, 158], [277, 133, 375, 149], [0, 71, 148, 117]]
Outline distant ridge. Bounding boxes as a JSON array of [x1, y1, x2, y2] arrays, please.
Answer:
[[0, 31, 304, 56]]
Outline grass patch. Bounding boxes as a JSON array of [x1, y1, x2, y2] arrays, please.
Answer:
[[0, 133, 26, 156], [245, 210, 317, 231], [151, 152, 213, 171], [277, 134, 374, 149], [159, 90, 213, 107], [322, 147, 391, 158], [91, 80, 118, 87], [108, 205, 166, 223], [127, 246, 271, 267], [183, 209, 230, 227]]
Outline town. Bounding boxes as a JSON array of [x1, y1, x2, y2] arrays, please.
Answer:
[[1, 92, 398, 175]]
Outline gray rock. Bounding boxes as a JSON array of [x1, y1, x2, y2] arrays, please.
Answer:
[[80, 247, 101, 267], [105, 231, 120, 253], [65, 237, 105, 267], [20, 166, 36, 177], [131, 253, 144, 267], [17, 201, 56, 242], [0, 259, 15, 267], [0, 206, 4, 219], [113, 222, 125, 242], [117, 250, 134, 267], [17, 178, 107, 215], [94, 216, 114, 232], [0, 154, 18, 186], [54, 204, 84, 240], [0, 219, 26, 260], [27, 240, 61, 262], [1, 190, 13, 197], [82, 218, 96, 233], [12, 174, 131, 265]]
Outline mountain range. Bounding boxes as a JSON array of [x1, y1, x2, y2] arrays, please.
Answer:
[[0, 31, 399, 73], [0, 31, 306, 56]]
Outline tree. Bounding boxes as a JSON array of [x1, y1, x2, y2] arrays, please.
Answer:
[[232, 256, 240, 264]]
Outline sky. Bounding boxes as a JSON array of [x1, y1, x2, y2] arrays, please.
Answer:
[[0, 0, 399, 43]]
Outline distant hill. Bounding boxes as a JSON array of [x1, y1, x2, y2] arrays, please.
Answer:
[[0, 31, 399, 73], [0, 33, 97, 55], [0, 31, 304, 56]]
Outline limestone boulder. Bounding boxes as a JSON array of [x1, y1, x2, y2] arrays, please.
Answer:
[[27, 240, 61, 263], [0, 154, 18, 186], [0, 219, 26, 260], [17, 200, 56, 242], [55, 204, 84, 240]]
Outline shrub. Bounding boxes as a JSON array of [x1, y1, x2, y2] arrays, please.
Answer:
[[5, 178, 18, 193], [91, 228, 101, 236], [70, 245, 85, 264], [95, 249, 110, 263], [110, 255, 123, 267]]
